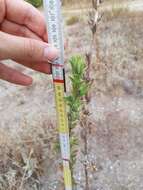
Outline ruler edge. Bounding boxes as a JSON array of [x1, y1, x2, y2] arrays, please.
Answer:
[[43, 0, 72, 189]]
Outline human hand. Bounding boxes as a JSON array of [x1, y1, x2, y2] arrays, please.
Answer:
[[0, 0, 59, 86]]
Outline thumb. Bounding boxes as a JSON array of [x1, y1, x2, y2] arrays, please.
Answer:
[[0, 31, 59, 63]]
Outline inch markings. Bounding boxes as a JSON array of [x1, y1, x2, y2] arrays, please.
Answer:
[[43, 0, 72, 190]]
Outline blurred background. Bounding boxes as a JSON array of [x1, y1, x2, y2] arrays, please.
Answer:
[[0, 0, 143, 190]]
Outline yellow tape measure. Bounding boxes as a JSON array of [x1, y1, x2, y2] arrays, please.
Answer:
[[55, 83, 68, 133], [43, 0, 72, 189]]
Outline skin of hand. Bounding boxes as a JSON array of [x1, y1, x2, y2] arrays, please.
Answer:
[[0, 0, 59, 86]]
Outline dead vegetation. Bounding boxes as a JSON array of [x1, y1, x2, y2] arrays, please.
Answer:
[[94, 10, 143, 97], [0, 1, 143, 189], [66, 16, 80, 26], [0, 119, 58, 190]]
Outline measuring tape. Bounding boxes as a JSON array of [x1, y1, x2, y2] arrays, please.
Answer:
[[43, 0, 72, 189]]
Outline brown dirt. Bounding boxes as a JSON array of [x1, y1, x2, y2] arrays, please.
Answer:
[[1, 4, 143, 190]]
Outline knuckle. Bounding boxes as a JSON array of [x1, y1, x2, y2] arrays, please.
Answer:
[[23, 4, 33, 25], [16, 26, 27, 37], [24, 39, 43, 61], [24, 39, 36, 59]]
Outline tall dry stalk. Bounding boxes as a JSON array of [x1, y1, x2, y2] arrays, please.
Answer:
[[87, 0, 103, 69], [80, 1, 103, 189]]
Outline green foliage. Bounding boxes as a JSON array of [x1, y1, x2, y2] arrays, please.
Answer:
[[69, 56, 88, 98], [66, 55, 89, 185], [25, 0, 43, 7], [55, 55, 89, 186]]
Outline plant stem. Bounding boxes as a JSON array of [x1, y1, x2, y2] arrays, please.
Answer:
[[81, 116, 90, 190], [81, 1, 103, 189]]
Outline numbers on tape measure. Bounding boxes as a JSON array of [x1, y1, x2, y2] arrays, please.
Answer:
[[43, 1, 72, 189], [55, 83, 69, 133], [60, 134, 70, 160], [53, 66, 64, 80], [44, 0, 64, 65]]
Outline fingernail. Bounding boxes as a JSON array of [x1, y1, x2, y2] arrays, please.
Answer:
[[43, 46, 59, 62]]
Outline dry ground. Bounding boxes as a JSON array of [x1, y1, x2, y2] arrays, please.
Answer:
[[0, 2, 143, 190]]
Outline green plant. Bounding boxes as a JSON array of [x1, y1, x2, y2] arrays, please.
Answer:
[[65, 55, 89, 187], [63, 2, 102, 188], [25, 0, 43, 7]]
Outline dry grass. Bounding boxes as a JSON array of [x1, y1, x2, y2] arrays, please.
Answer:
[[0, 3, 143, 190], [0, 119, 58, 190], [103, 1, 143, 21], [93, 10, 143, 97], [66, 16, 80, 25], [64, 4, 143, 97]]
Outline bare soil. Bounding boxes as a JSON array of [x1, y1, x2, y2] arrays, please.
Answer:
[[0, 4, 143, 190]]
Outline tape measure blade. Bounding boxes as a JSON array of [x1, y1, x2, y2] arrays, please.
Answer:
[[43, 1, 72, 189], [63, 160, 72, 189], [43, 0, 64, 66]]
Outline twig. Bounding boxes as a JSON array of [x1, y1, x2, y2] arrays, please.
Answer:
[[82, 1, 103, 189], [19, 149, 33, 190]]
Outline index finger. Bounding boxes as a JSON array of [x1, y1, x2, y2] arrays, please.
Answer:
[[5, 0, 47, 41]]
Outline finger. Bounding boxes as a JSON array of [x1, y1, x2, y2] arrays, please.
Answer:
[[5, 0, 47, 40], [44, 32, 48, 42], [0, 0, 5, 23], [13, 60, 52, 74], [0, 31, 59, 63], [0, 19, 42, 41], [0, 62, 32, 86]]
